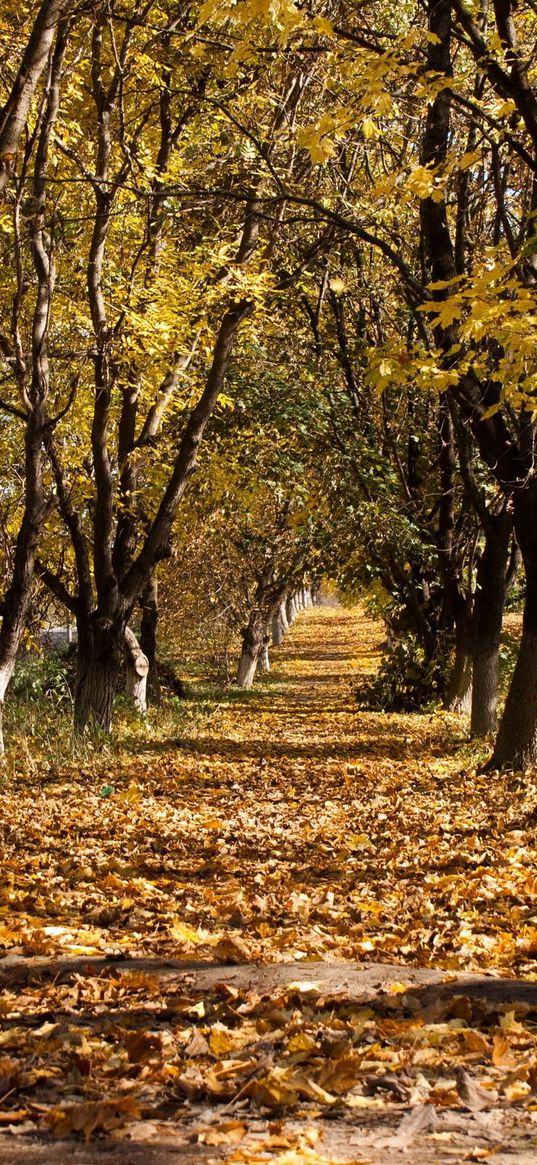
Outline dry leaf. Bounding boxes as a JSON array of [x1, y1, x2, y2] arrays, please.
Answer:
[[47, 1097, 141, 1141]]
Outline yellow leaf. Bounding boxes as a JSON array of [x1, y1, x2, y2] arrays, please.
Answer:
[[198, 1121, 246, 1146], [481, 403, 501, 420], [210, 1025, 235, 1056], [329, 277, 346, 295], [119, 779, 141, 804], [492, 1033, 514, 1067], [46, 1097, 141, 1141], [459, 150, 481, 171], [169, 919, 205, 945], [505, 1080, 531, 1102], [499, 1010, 525, 1032], [362, 117, 379, 140], [347, 832, 371, 847], [287, 981, 321, 996], [313, 16, 334, 36], [287, 1030, 317, 1053]]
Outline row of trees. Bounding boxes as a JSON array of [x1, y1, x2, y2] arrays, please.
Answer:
[[1, 0, 537, 770]]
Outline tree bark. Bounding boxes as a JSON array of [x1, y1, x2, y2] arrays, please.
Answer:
[[236, 580, 285, 688], [489, 482, 537, 768], [0, 0, 64, 195], [444, 623, 473, 714], [140, 571, 161, 704], [124, 626, 149, 714], [471, 512, 512, 737], [258, 639, 270, 672], [286, 596, 296, 624], [74, 617, 123, 734], [0, 28, 67, 752], [236, 619, 264, 689], [0, 665, 14, 755], [272, 611, 284, 646], [489, 623, 537, 769], [0, 416, 45, 753], [272, 592, 291, 644], [437, 397, 473, 713], [472, 646, 499, 737]]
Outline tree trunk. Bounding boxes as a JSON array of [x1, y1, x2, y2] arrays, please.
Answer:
[[259, 640, 270, 672], [0, 0, 64, 196], [444, 613, 473, 714], [0, 661, 17, 755], [0, 415, 48, 759], [74, 618, 123, 734], [236, 642, 261, 688], [0, 36, 65, 752], [272, 611, 284, 646], [490, 624, 537, 769], [471, 513, 512, 737], [445, 645, 472, 713], [286, 595, 296, 625], [280, 598, 289, 632], [489, 483, 537, 769], [124, 626, 149, 715], [471, 647, 498, 737], [140, 571, 161, 704], [237, 618, 264, 689]]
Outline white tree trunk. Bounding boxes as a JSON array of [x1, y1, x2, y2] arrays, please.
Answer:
[[272, 613, 284, 645], [237, 647, 259, 689], [0, 661, 16, 755], [124, 626, 149, 715], [259, 642, 270, 671]]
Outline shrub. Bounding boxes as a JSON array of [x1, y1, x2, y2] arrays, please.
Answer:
[[356, 634, 449, 712]]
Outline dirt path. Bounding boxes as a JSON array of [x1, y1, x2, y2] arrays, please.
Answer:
[[1, 606, 537, 1162]]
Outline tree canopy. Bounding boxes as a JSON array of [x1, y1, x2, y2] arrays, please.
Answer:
[[1, 0, 537, 754], [4, 4, 537, 1160]]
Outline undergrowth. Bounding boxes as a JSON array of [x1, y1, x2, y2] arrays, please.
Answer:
[[357, 617, 521, 714], [3, 651, 216, 778]]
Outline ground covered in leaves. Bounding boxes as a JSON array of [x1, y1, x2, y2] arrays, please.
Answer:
[[1, 606, 537, 1162]]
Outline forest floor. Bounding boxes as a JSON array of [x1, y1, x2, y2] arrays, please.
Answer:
[[1, 606, 537, 1162]]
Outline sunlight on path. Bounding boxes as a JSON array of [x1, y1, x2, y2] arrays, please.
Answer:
[[2, 605, 537, 1163], [2, 604, 536, 973], [203, 604, 383, 761]]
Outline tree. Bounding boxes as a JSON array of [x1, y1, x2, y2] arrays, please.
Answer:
[[30, 1, 327, 733], [0, 0, 66, 196], [0, 15, 71, 750]]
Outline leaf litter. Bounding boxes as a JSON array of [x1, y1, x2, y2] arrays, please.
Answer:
[[0, 607, 537, 1161]]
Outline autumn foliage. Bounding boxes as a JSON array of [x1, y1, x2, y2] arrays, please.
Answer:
[[2, 1, 537, 1160]]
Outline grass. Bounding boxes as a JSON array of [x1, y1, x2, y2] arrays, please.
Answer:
[[0, 609, 523, 780]]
